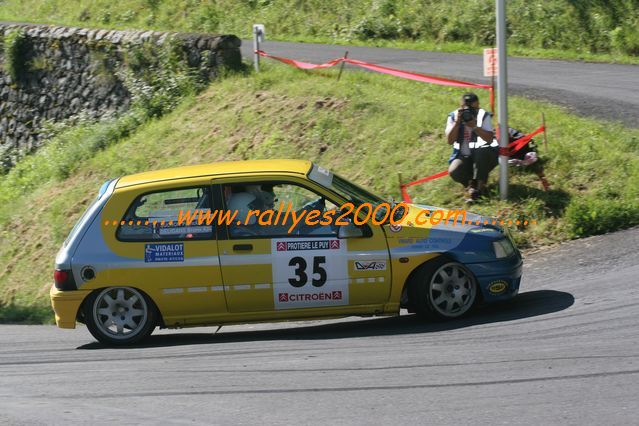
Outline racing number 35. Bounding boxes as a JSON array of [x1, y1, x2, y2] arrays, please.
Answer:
[[288, 256, 327, 288]]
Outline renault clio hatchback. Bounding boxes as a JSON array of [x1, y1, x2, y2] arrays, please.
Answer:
[[51, 160, 522, 345]]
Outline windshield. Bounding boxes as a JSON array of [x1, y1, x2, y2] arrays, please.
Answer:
[[331, 174, 386, 206], [308, 164, 403, 224], [308, 164, 386, 206]]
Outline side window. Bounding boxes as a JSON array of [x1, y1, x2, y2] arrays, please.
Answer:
[[224, 182, 339, 239], [117, 186, 214, 241]]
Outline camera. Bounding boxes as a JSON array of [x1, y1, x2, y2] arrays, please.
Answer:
[[460, 106, 476, 123], [459, 94, 478, 123]]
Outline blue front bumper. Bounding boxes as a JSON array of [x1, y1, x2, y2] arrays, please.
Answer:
[[465, 252, 523, 302]]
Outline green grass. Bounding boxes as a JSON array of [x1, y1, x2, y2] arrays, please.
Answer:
[[0, 302, 53, 324], [1, 62, 638, 323], [1, 0, 639, 64]]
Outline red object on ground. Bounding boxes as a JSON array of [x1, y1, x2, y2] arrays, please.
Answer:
[[498, 125, 546, 157]]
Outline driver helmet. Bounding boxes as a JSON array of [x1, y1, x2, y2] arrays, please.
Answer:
[[260, 188, 276, 210], [246, 184, 276, 210], [228, 192, 258, 225]]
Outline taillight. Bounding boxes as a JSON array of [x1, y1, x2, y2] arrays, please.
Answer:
[[54, 269, 76, 291]]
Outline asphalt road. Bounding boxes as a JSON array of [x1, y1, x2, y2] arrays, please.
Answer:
[[240, 41, 639, 128], [1, 226, 638, 425]]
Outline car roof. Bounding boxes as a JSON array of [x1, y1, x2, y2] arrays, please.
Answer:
[[115, 159, 313, 188]]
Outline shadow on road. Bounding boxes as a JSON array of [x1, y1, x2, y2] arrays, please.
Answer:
[[78, 289, 574, 350]]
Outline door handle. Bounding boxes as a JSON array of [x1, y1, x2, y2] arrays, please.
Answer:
[[233, 244, 253, 251]]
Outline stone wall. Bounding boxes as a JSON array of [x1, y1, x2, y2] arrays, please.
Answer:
[[0, 23, 242, 170]]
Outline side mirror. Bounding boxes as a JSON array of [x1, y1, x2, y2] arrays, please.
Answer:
[[337, 218, 372, 239]]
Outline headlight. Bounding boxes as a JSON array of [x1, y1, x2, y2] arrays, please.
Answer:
[[493, 238, 515, 258]]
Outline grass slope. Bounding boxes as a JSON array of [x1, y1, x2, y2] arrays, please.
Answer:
[[1, 63, 638, 323], [1, 0, 639, 63]]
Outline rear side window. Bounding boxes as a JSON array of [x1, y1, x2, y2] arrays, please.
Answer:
[[117, 186, 214, 241], [64, 179, 115, 247]]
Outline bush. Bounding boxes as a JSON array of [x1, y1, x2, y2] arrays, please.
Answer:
[[120, 37, 201, 117], [2, 29, 29, 82], [611, 21, 639, 55], [565, 196, 639, 238]]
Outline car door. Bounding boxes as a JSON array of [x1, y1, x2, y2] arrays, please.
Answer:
[[214, 177, 391, 315]]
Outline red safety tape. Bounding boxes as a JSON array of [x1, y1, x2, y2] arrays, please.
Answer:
[[401, 185, 412, 203], [498, 125, 545, 157], [403, 170, 450, 188], [256, 50, 495, 110], [256, 50, 342, 69], [342, 58, 491, 90], [400, 170, 449, 203]]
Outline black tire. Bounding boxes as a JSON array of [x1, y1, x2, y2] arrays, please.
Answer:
[[409, 256, 478, 320], [84, 287, 157, 346]]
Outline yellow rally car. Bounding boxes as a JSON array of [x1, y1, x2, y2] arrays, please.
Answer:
[[51, 160, 522, 345]]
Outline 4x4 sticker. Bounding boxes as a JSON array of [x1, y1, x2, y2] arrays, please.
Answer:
[[354, 261, 387, 271], [144, 243, 184, 263]]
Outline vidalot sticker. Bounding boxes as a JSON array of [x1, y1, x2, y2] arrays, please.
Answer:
[[144, 243, 184, 263], [272, 238, 348, 310]]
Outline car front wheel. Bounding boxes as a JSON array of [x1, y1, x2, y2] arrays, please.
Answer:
[[84, 287, 157, 346], [410, 258, 477, 320]]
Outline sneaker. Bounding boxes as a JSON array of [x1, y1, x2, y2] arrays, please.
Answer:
[[469, 187, 480, 200], [463, 187, 479, 203]]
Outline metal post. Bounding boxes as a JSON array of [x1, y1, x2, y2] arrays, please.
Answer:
[[337, 51, 348, 81], [541, 112, 548, 151], [253, 26, 260, 72], [496, 0, 509, 200], [490, 73, 495, 113]]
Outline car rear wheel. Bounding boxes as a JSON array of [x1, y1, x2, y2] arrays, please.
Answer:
[[410, 257, 477, 320], [84, 287, 157, 346]]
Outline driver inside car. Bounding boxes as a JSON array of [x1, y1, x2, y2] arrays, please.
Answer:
[[226, 183, 338, 237], [227, 192, 262, 237], [246, 184, 277, 211]]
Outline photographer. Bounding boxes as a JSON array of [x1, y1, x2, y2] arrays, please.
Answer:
[[445, 92, 498, 202]]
